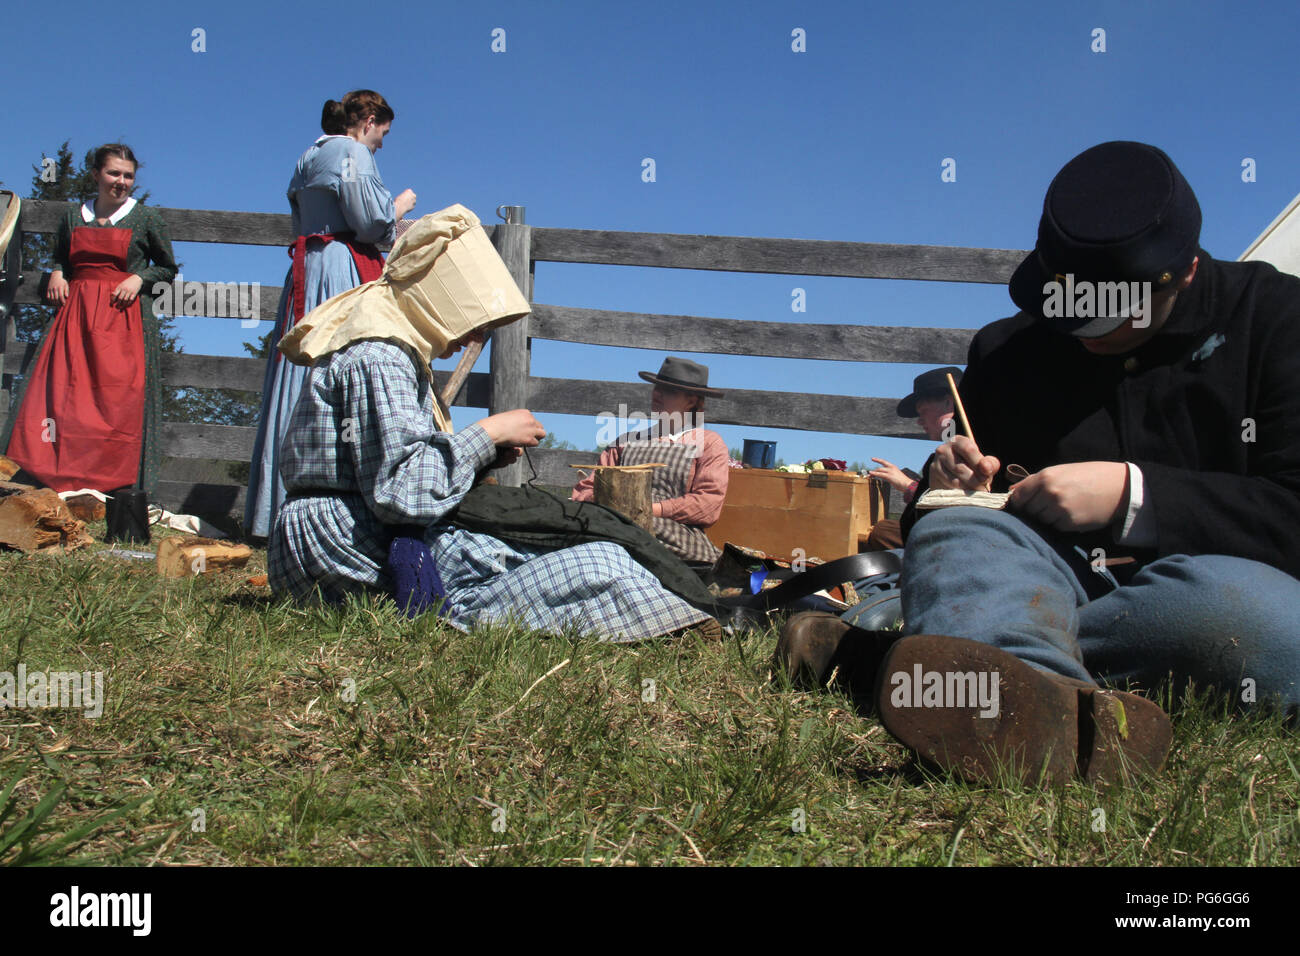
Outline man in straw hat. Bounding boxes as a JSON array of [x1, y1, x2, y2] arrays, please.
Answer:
[[796, 142, 1300, 786], [572, 356, 730, 568], [268, 207, 718, 640]]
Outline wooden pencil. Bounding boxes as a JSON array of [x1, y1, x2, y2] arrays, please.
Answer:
[[946, 372, 973, 442]]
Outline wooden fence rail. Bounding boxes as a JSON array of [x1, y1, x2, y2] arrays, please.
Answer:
[[0, 199, 1027, 525]]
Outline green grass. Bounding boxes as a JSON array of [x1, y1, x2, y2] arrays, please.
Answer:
[[0, 525, 1296, 866]]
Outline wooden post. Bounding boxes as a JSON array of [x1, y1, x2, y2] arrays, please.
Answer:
[[0, 310, 13, 427], [593, 468, 654, 531], [489, 206, 532, 486], [0, 208, 21, 426]]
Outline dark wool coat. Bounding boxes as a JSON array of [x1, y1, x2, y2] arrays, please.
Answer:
[[902, 252, 1300, 580]]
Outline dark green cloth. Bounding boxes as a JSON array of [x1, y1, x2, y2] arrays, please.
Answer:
[[450, 484, 719, 609]]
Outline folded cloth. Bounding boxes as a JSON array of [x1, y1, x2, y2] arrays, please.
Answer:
[[449, 483, 720, 611], [144, 503, 228, 538]]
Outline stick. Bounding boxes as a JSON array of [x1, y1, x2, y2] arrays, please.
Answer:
[[946, 372, 973, 443], [440, 338, 486, 408], [568, 463, 665, 470]]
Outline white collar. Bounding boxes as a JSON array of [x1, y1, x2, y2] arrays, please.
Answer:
[[316, 133, 376, 155], [81, 196, 137, 225]]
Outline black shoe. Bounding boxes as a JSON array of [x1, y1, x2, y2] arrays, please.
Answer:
[[773, 611, 897, 704]]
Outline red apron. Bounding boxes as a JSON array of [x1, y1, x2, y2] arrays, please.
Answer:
[[289, 232, 383, 321], [278, 233, 384, 363], [6, 227, 146, 493]]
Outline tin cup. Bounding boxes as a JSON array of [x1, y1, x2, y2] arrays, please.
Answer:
[[741, 439, 777, 469]]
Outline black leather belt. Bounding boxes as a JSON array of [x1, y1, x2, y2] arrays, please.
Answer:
[[718, 550, 902, 613]]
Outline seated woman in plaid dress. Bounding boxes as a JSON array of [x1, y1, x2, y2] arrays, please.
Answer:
[[571, 357, 730, 569], [268, 208, 715, 641]]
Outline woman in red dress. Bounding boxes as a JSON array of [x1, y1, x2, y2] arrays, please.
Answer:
[[2, 144, 176, 494]]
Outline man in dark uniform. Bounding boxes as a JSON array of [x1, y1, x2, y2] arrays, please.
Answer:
[[887, 140, 1300, 785], [783, 141, 1300, 786]]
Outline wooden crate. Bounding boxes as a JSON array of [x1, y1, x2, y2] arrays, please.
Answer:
[[706, 468, 886, 561]]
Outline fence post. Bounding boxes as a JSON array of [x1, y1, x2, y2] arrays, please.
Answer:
[[489, 205, 532, 486], [0, 206, 22, 426]]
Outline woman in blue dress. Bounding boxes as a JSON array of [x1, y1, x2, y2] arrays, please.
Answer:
[[244, 90, 417, 539]]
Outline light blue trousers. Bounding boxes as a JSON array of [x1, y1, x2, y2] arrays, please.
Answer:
[[901, 508, 1300, 715]]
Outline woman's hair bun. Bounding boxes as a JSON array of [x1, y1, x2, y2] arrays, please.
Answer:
[[321, 99, 348, 135]]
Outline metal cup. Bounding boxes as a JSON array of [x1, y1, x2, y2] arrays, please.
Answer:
[[742, 439, 777, 469]]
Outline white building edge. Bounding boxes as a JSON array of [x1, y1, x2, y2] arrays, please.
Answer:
[[1239, 192, 1300, 275]]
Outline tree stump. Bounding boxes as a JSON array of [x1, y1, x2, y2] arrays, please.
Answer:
[[156, 536, 253, 578], [0, 487, 93, 552], [593, 467, 654, 532]]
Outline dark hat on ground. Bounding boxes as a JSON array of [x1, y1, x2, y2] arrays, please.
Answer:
[[1008, 141, 1202, 337], [898, 367, 962, 418], [639, 356, 724, 397]]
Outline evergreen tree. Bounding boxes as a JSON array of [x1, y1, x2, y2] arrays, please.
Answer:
[[537, 432, 580, 452]]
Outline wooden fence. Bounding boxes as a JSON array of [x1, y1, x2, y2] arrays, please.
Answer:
[[1, 199, 1027, 525]]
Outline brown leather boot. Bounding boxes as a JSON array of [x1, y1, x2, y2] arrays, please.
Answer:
[[876, 633, 1172, 787], [773, 612, 895, 699]]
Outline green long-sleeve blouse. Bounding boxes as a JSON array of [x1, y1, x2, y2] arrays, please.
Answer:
[[52, 200, 178, 315]]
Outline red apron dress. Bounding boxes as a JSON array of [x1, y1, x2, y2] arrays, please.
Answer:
[[6, 227, 145, 492]]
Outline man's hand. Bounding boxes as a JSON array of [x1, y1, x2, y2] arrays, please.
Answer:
[[1008, 461, 1129, 532], [111, 273, 143, 307], [868, 457, 913, 494], [928, 435, 1001, 492], [477, 408, 545, 448]]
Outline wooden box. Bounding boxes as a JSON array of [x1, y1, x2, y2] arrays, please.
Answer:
[[706, 468, 886, 561]]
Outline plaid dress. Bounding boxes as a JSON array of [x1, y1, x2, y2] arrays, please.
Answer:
[[267, 341, 712, 641]]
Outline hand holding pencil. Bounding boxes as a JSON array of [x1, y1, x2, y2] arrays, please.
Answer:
[[926, 372, 1001, 493]]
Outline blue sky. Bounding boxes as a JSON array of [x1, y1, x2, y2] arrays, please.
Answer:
[[5, 0, 1298, 471]]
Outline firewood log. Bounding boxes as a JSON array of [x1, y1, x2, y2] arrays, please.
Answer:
[[0, 488, 93, 552], [593, 467, 654, 531], [156, 536, 253, 578], [63, 493, 107, 522]]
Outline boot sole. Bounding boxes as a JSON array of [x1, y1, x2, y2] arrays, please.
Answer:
[[876, 634, 1172, 787]]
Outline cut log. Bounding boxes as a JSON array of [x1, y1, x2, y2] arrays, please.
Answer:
[[156, 535, 253, 578], [593, 467, 653, 531], [0, 488, 93, 552], [0, 479, 36, 496], [63, 493, 107, 522]]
